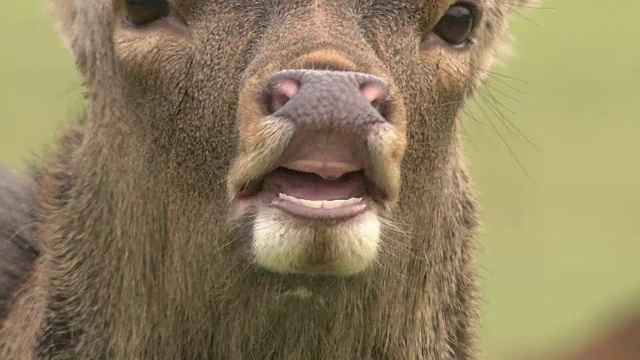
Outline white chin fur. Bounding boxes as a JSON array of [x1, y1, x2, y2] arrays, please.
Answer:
[[252, 208, 381, 276]]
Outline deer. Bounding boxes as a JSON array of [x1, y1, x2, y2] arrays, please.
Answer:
[[0, 0, 535, 358]]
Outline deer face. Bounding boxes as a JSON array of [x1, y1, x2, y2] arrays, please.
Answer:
[[53, 0, 528, 277]]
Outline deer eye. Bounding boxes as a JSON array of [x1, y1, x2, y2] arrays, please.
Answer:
[[124, 0, 170, 26], [432, 2, 479, 47]]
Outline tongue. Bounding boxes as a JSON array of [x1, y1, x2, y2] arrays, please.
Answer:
[[262, 168, 366, 201]]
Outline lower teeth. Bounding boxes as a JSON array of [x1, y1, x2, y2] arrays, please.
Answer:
[[277, 193, 363, 209]]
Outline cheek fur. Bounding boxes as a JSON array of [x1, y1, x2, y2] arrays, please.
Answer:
[[422, 48, 473, 95], [113, 26, 194, 108]]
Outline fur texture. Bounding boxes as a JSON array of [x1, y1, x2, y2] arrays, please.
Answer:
[[0, 0, 536, 359]]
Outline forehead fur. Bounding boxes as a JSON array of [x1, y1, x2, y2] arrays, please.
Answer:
[[48, 0, 538, 82]]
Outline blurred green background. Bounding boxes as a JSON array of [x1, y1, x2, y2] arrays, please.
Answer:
[[1, 2, 638, 359]]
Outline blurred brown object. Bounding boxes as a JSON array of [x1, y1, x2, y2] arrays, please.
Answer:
[[511, 306, 640, 360], [564, 310, 640, 360]]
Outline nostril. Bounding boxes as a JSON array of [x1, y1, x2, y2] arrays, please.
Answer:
[[360, 82, 391, 121], [268, 78, 300, 114], [262, 70, 394, 124]]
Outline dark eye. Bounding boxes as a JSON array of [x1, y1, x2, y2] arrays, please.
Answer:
[[432, 3, 478, 46], [124, 0, 170, 26]]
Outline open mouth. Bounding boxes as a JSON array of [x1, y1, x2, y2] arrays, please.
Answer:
[[234, 130, 387, 220]]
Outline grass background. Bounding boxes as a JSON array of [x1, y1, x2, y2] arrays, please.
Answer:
[[1, 2, 638, 358]]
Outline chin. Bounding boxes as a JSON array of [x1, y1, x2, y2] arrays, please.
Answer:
[[251, 205, 381, 276]]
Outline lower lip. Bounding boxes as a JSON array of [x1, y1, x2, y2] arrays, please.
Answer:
[[270, 197, 370, 220]]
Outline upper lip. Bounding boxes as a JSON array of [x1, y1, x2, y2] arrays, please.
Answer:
[[278, 159, 362, 181], [275, 129, 365, 180]]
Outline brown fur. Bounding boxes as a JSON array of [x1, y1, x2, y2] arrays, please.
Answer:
[[0, 0, 535, 358]]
